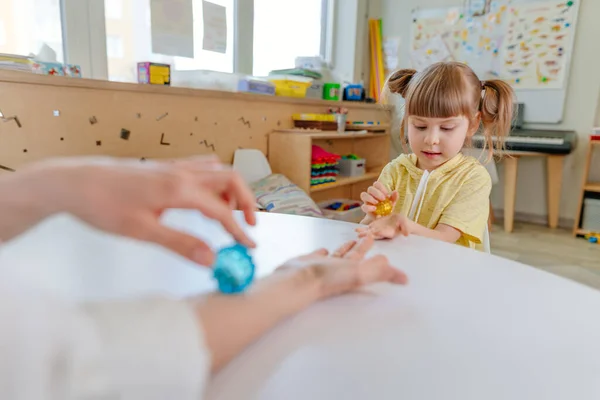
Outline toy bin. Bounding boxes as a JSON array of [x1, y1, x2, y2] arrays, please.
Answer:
[[338, 157, 366, 177], [269, 78, 312, 98], [582, 198, 600, 231], [318, 199, 365, 223]]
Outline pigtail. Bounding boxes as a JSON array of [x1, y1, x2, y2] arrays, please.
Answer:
[[480, 80, 516, 156], [381, 69, 418, 152], [387, 69, 417, 97]]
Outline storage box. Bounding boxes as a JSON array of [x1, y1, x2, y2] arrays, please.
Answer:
[[582, 198, 600, 231], [344, 84, 364, 101], [237, 78, 275, 95], [138, 62, 171, 85], [306, 80, 324, 99], [323, 83, 341, 100], [338, 157, 366, 177], [318, 199, 365, 223], [269, 78, 312, 97]]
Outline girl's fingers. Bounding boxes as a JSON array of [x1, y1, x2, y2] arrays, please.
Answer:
[[373, 182, 390, 196], [360, 191, 378, 205], [390, 191, 399, 203], [367, 186, 387, 202], [361, 204, 376, 214]]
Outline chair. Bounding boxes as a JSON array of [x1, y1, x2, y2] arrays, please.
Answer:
[[463, 148, 498, 254], [463, 147, 499, 230], [232, 149, 272, 184]]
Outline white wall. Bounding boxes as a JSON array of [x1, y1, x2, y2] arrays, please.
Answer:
[[371, 0, 600, 225]]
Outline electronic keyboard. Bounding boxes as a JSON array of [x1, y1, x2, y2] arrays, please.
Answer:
[[471, 129, 577, 155]]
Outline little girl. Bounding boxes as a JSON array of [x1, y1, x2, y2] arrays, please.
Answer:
[[356, 61, 514, 251]]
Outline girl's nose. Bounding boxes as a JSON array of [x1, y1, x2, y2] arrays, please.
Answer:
[[424, 130, 440, 145]]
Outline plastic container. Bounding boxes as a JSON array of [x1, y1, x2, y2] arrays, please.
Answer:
[[292, 113, 335, 122], [582, 198, 600, 231], [323, 83, 341, 100], [138, 62, 171, 85], [338, 157, 366, 177], [269, 76, 312, 98], [237, 78, 275, 95], [306, 80, 324, 99], [318, 199, 365, 223], [336, 114, 347, 133]]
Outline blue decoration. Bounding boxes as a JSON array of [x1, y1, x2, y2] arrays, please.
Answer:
[[590, 236, 598, 244], [565, 23, 571, 28], [213, 243, 255, 294]]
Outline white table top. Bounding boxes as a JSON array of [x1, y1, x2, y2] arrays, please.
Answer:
[[1, 210, 600, 400]]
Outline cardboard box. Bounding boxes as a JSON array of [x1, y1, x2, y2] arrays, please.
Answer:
[[137, 62, 171, 85]]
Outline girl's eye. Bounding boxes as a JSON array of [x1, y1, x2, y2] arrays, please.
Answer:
[[414, 125, 427, 131], [441, 126, 455, 131]]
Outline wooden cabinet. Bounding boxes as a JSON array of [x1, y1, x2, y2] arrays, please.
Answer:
[[573, 139, 600, 236], [268, 128, 391, 203]]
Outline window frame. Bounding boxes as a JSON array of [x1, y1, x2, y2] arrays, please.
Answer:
[[61, 0, 332, 80]]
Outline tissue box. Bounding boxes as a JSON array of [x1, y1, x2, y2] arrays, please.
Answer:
[[138, 62, 171, 85], [32, 61, 64, 76], [64, 64, 82, 78]]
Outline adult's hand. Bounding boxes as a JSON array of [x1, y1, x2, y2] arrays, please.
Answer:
[[197, 236, 408, 372], [7, 155, 256, 265], [277, 235, 408, 299]]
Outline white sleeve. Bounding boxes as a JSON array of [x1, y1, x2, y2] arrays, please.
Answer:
[[0, 275, 211, 400]]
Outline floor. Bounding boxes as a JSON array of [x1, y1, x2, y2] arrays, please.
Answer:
[[490, 222, 600, 290]]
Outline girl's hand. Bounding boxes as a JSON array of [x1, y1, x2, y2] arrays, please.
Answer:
[[355, 214, 414, 240], [27, 156, 256, 266], [277, 236, 407, 300], [359, 182, 399, 221]]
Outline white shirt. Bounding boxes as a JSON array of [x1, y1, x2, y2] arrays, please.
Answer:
[[0, 269, 211, 400]]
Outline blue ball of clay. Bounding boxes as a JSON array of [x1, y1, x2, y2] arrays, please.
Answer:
[[213, 243, 255, 294]]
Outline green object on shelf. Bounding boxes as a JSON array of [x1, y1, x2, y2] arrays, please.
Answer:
[[323, 83, 341, 100], [342, 154, 361, 160]]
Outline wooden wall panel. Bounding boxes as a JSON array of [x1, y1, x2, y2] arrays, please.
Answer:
[[0, 71, 391, 172]]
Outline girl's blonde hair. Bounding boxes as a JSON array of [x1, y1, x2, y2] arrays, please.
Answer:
[[384, 62, 515, 160]]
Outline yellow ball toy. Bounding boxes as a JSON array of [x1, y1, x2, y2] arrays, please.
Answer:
[[374, 198, 393, 217]]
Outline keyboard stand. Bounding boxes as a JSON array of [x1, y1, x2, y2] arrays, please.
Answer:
[[499, 150, 565, 233]]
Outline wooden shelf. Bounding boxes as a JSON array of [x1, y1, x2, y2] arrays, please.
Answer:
[[272, 129, 388, 139], [345, 124, 390, 131], [310, 171, 380, 193], [574, 140, 600, 236], [584, 183, 600, 193]]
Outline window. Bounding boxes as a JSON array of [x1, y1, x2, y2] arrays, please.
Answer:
[[105, 0, 123, 20], [0, 0, 63, 61], [253, 0, 325, 76], [104, 0, 234, 83], [106, 35, 124, 58]]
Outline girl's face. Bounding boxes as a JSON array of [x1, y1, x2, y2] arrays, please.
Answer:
[[407, 114, 479, 170]]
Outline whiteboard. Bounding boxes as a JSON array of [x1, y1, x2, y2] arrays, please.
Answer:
[[410, 0, 581, 124]]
